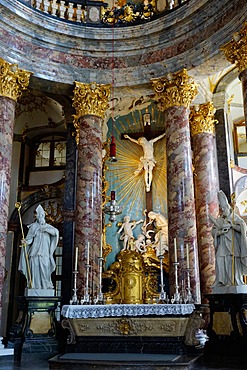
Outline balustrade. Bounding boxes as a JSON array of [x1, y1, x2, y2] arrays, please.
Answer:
[[25, 0, 188, 26]]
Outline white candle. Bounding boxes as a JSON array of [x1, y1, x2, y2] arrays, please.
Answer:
[[74, 247, 78, 271], [160, 234, 162, 255], [87, 242, 90, 265], [186, 243, 190, 269], [100, 234, 103, 258], [174, 238, 177, 262]]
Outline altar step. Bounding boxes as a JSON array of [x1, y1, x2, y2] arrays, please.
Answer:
[[48, 352, 201, 369]]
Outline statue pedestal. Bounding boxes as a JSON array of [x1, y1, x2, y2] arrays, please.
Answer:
[[212, 285, 247, 294], [8, 296, 60, 362], [25, 288, 55, 297], [204, 293, 247, 364]]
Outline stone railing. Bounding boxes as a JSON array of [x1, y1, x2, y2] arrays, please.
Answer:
[[32, 0, 86, 23], [21, 0, 188, 26]]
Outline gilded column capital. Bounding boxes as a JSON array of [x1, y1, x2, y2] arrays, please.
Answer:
[[0, 58, 31, 101], [72, 81, 111, 144], [221, 22, 247, 73], [151, 69, 198, 111], [190, 102, 218, 137]]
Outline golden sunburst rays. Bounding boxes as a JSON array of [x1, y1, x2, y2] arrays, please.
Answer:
[[107, 115, 167, 218], [152, 139, 167, 215], [108, 136, 146, 217]]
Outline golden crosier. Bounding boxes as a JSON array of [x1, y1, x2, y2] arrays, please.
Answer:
[[0, 58, 31, 101], [221, 22, 247, 73], [72, 81, 111, 144], [190, 102, 218, 137], [151, 69, 198, 111]]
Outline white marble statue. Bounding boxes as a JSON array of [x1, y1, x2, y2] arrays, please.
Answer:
[[209, 190, 247, 286], [117, 215, 143, 250], [133, 234, 147, 253], [147, 211, 168, 256], [18, 205, 59, 293], [124, 132, 165, 192]]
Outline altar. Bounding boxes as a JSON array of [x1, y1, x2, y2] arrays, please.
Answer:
[[60, 303, 203, 356]]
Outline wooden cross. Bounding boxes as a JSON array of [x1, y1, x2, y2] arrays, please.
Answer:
[[121, 119, 165, 214]]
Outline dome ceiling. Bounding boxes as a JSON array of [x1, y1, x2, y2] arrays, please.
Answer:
[[0, 0, 246, 91]]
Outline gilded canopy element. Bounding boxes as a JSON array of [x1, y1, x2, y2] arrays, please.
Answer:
[[190, 102, 218, 137], [221, 22, 247, 72], [151, 69, 198, 111], [0, 58, 31, 101]]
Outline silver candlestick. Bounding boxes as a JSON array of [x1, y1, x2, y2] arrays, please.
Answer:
[[103, 191, 122, 222], [70, 270, 79, 305], [95, 256, 104, 304], [158, 254, 167, 303], [81, 263, 91, 305], [185, 268, 193, 303], [173, 262, 181, 303]]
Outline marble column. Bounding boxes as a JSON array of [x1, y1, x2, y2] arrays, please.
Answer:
[[0, 58, 31, 326], [190, 102, 219, 297], [221, 22, 247, 136], [212, 92, 231, 199], [61, 122, 77, 307], [72, 82, 110, 299], [152, 69, 201, 303]]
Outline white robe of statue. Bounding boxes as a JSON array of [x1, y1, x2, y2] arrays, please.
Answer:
[[210, 190, 247, 286], [18, 205, 59, 290]]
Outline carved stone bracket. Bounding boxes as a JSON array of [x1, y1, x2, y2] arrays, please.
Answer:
[[61, 318, 76, 345], [184, 308, 205, 346]]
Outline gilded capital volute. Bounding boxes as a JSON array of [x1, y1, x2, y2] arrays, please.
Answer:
[[0, 58, 31, 101], [190, 102, 218, 137], [151, 69, 198, 111], [221, 22, 247, 73], [72, 81, 111, 144]]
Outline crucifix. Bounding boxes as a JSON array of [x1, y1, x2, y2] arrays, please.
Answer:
[[121, 111, 165, 214]]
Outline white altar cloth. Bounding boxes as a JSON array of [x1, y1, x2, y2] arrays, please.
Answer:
[[61, 304, 195, 319]]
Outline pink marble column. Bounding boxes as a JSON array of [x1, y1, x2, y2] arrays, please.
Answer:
[[0, 97, 16, 321], [152, 69, 201, 303], [0, 58, 31, 324], [72, 82, 110, 299], [190, 103, 219, 298]]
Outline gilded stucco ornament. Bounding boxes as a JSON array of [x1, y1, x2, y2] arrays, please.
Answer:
[[190, 102, 218, 137], [101, 0, 156, 25], [102, 140, 113, 260], [72, 81, 111, 144], [221, 22, 247, 73], [0, 58, 31, 101], [151, 69, 198, 111]]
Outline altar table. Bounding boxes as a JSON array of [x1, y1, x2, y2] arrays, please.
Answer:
[[61, 304, 200, 355]]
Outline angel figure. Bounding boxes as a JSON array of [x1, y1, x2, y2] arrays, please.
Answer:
[[117, 215, 143, 250]]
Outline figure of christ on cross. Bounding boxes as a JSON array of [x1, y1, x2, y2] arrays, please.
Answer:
[[123, 131, 166, 193]]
